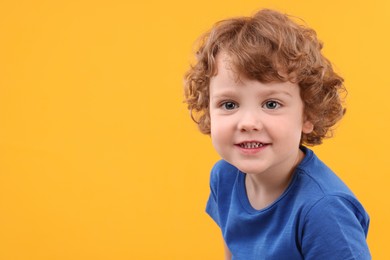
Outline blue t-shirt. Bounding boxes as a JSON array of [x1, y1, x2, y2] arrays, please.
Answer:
[[206, 147, 370, 259]]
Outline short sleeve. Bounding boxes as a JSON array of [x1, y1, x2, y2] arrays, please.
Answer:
[[301, 195, 371, 260], [205, 164, 221, 226]]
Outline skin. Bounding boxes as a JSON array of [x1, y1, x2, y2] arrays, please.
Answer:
[[223, 240, 232, 260], [209, 53, 314, 258]]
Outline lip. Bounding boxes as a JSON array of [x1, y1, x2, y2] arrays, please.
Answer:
[[234, 140, 270, 154]]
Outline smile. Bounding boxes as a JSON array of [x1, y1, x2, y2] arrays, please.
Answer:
[[239, 142, 264, 149]]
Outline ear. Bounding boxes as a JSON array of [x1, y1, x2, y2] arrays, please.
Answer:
[[302, 120, 314, 134]]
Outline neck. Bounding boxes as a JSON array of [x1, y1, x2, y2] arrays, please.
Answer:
[[245, 149, 304, 210]]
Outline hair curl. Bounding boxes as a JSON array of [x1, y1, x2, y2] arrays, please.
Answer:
[[184, 9, 346, 146]]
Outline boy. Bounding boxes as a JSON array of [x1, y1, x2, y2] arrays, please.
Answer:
[[184, 9, 371, 259]]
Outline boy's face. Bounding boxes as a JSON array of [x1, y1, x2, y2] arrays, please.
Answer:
[[209, 53, 313, 176]]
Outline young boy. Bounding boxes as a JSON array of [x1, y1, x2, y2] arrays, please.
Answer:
[[184, 9, 370, 259]]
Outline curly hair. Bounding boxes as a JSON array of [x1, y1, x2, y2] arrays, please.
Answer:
[[184, 9, 346, 146]]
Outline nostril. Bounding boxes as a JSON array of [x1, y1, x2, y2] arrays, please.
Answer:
[[238, 121, 261, 131], [237, 112, 262, 131]]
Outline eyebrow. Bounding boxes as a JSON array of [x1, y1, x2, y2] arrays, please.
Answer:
[[209, 91, 239, 102], [261, 89, 293, 98], [210, 89, 294, 99]]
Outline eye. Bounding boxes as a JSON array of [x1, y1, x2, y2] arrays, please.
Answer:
[[263, 100, 281, 110], [221, 101, 238, 110]]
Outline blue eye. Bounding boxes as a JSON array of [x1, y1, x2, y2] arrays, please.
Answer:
[[222, 102, 238, 110], [263, 101, 280, 109]]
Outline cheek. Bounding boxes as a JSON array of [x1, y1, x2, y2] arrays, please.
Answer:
[[210, 117, 222, 138], [210, 116, 232, 145], [268, 117, 305, 139]]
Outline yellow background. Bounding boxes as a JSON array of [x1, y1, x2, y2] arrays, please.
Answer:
[[0, 0, 389, 259]]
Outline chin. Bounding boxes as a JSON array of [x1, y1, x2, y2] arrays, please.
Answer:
[[233, 163, 266, 175]]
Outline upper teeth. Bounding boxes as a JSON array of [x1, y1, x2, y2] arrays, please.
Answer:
[[240, 142, 263, 149]]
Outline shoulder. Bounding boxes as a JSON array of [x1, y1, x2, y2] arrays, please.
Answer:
[[208, 159, 241, 208], [209, 159, 239, 187], [206, 160, 240, 226], [304, 195, 369, 232], [211, 159, 238, 174], [300, 195, 370, 259], [295, 148, 370, 259], [294, 147, 369, 223], [295, 147, 356, 198]]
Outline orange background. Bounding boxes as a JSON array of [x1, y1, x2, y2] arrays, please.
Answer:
[[0, 0, 389, 259]]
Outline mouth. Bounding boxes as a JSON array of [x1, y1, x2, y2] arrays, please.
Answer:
[[237, 141, 267, 149]]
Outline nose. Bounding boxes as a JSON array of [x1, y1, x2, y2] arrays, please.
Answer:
[[237, 109, 263, 132]]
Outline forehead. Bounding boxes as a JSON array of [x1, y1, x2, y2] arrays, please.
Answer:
[[209, 52, 246, 93], [210, 52, 299, 96], [212, 52, 238, 82]]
